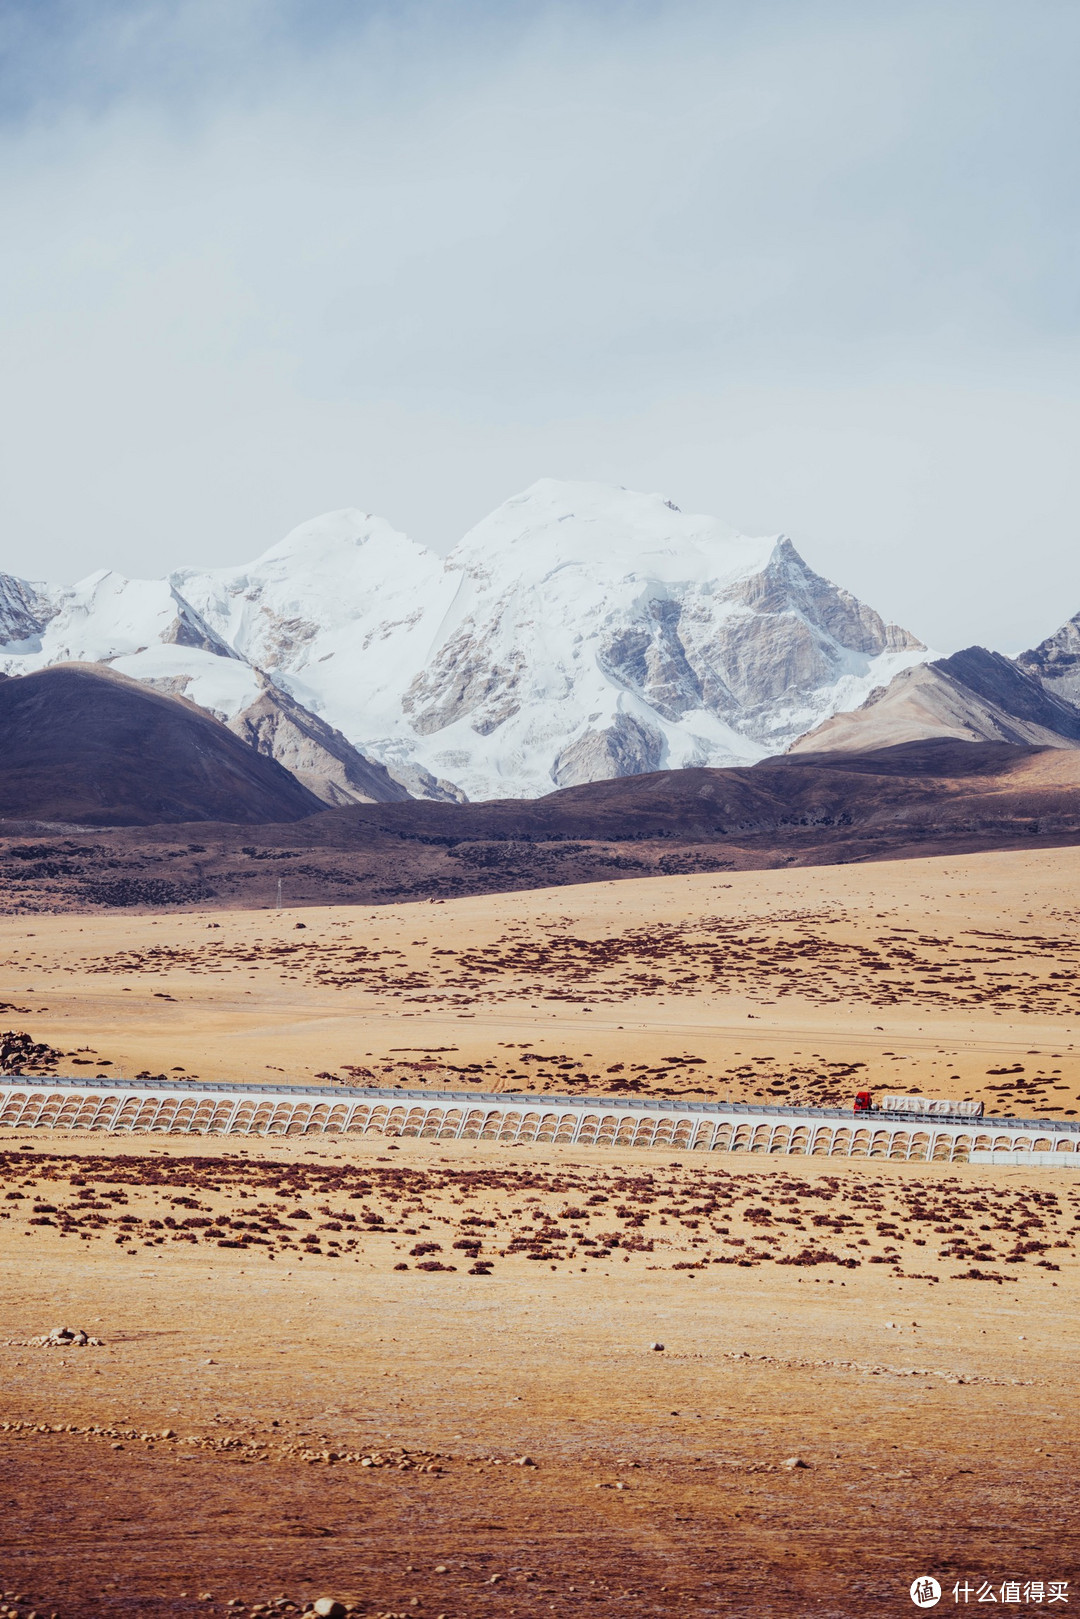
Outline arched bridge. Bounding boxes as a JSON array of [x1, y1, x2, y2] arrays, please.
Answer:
[[2, 1077, 1079, 1163]]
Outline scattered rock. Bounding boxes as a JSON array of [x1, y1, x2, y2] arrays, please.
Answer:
[[782, 1456, 810, 1469], [312, 1600, 346, 1619], [649, 1341, 664, 1352], [34, 1325, 102, 1348]]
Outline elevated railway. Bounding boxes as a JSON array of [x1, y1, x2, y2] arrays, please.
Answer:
[[2, 1076, 1079, 1163]]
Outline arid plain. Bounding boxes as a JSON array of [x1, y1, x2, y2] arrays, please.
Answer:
[[2, 848, 1079, 1618]]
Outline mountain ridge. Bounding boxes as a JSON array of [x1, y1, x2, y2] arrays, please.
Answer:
[[790, 643, 1080, 755], [0, 479, 928, 801]]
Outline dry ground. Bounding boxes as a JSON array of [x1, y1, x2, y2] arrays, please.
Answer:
[[2, 848, 1080, 1616], [3, 847, 1080, 1112]]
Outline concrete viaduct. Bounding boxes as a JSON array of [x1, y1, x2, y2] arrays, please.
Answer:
[[2, 1077, 1079, 1163]]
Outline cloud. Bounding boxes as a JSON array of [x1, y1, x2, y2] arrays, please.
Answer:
[[0, 0, 1078, 652]]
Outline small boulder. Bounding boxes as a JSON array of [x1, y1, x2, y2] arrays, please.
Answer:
[[47, 1326, 86, 1345], [649, 1342, 664, 1352], [782, 1456, 810, 1470], [312, 1600, 346, 1619], [40, 1326, 99, 1347]]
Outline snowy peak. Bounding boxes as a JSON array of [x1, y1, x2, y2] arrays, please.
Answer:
[[193, 506, 440, 607], [450, 479, 772, 584], [0, 480, 930, 802], [395, 481, 925, 795], [172, 508, 452, 699]]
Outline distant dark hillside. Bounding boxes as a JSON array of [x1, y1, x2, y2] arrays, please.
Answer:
[[306, 736, 1043, 844], [0, 664, 323, 826], [3, 736, 1080, 911]]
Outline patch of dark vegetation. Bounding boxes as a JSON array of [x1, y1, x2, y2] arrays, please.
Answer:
[[78, 878, 217, 907]]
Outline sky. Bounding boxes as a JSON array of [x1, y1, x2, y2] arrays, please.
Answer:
[[1, 0, 1079, 653]]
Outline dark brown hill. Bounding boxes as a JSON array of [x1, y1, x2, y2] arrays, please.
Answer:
[[3, 736, 1080, 911], [361, 736, 1050, 839], [0, 664, 323, 826]]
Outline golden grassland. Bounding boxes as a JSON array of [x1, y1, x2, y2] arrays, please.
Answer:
[[2, 846, 1080, 1111], [1, 847, 1079, 1616]]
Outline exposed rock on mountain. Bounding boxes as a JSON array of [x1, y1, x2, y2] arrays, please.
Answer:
[[551, 713, 664, 788], [225, 679, 411, 807], [0, 480, 927, 800], [0, 664, 323, 826], [789, 646, 1080, 754], [0, 574, 52, 645], [1017, 611, 1080, 708]]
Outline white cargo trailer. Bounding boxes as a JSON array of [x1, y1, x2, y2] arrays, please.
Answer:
[[854, 1090, 984, 1119]]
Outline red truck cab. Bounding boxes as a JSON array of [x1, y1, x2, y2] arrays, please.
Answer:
[[853, 1090, 873, 1114]]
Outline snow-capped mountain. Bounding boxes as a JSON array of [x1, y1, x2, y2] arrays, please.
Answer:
[[0, 480, 927, 802], [0, 568, 412, 805]]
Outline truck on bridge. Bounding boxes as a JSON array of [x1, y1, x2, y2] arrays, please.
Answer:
[[854, 1090, 985, 1120]]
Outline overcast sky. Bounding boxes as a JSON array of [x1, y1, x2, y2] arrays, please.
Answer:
[[1, 0, 1079, 652]]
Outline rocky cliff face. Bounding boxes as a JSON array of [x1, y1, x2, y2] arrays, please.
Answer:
[[0, 480, 927, 800], [0, 573, 56, 646], [224, 681, 413, 807], [1017, 612, 1080, 708]]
